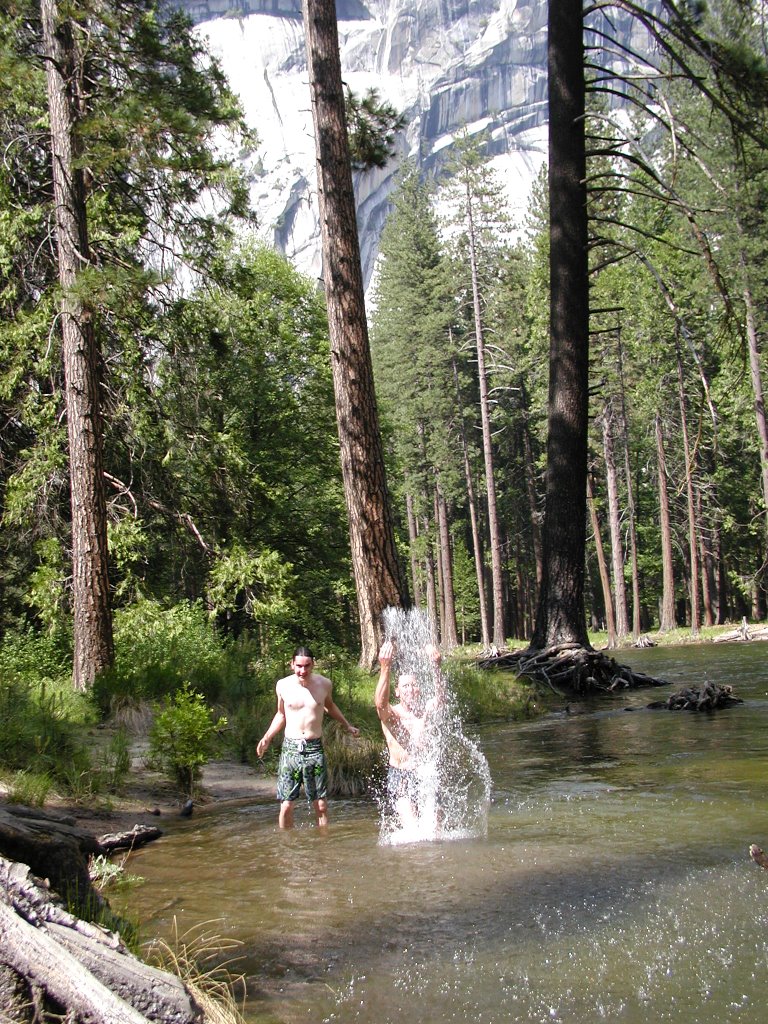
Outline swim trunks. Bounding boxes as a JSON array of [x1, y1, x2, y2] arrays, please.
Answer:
[[277, 737, 328, 802], [386, 764, 418, 805]]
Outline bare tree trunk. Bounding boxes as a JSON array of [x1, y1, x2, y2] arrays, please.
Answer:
[[745, 282, 768, 567], [465, 184, 506, 648], [433, 491, 445, 639], [531, 0, 591, 651], [615, 335, 641, 640], [41, 0, 113, 690], [421, 514, 439, 641], [655, 413, 677, 632], [675, 330, 700, 637], [587, 472, 617, 647], [302, 0, 408, 667], [405, 491, 423, 606], [521, 381, 544, 588], [436, 485, 459, 648], [695, 483, 715, 627], [452, 356, 491, 647], [601, 404, 629, 639]]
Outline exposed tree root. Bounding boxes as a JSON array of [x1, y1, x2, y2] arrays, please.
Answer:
[[646, 681, 743, 711], [477, 643, 668, 695]]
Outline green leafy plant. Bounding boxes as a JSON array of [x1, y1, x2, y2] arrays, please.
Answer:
[[92, 599, 239, 713], [148, 683, 227, 796]]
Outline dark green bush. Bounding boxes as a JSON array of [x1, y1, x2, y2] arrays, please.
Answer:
[[92, 599, 244, 714]]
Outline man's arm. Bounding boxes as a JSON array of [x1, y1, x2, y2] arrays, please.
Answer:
[[256, 689, 286, 757], [324, 687, 360, 735], [375, 640, 394, 722]]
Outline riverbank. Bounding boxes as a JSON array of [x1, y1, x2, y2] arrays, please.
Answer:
[[0, 754, 276, 844]]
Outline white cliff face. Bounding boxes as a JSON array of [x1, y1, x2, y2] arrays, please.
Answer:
[[183, 0, 549, 287]]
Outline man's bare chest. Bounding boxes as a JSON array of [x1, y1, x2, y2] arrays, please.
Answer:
[[282, 680, 325, 712]]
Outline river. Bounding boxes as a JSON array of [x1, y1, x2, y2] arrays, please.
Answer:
[[115, 641, 768, 1024]]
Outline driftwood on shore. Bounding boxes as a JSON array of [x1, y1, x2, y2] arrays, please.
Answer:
[[477, 642, 668, 694], [98, 824, 164, 854], [0, 803, 193, 1023], [647, 681, 743, 711], [712, 618, 768, 643], [0, 856, 202, 1024]]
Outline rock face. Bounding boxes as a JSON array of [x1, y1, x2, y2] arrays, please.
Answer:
[[177, 0, 550, 287]]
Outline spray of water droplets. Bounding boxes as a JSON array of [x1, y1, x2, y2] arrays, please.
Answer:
[[377, 607, 492, 845]]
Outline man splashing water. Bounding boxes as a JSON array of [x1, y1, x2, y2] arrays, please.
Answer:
[[374, 608, 492, 844]]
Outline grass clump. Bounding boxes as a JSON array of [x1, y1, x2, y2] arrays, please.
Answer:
[[6, 768, 54, 806], [146, 919, 249, 1024]]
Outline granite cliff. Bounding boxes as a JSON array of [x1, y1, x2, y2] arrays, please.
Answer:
[[176, 0, 551, 287]]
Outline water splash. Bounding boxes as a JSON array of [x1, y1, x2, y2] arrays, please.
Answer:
[[378, 607, 492, 845]]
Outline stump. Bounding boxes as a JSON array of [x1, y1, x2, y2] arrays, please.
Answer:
[[646, 681, 743, 711]]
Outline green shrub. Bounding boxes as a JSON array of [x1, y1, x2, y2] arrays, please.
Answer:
[[0, 626, 72, 686], [148, 683, 227, 796], [92, 599, 239, 714], [0, 673, 95, 792]]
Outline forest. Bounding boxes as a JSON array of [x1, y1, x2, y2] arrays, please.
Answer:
[[2, 0, 768, 692]]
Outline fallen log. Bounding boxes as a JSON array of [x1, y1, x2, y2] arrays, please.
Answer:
[[0, 857, 202, 1024], [477, 643, 668, 694], [97, 824, 163, 855], [646, 681, 743, 711], [0, 803, 102, 916]]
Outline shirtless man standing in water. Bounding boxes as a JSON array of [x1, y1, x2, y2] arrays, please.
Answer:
[[374, 639, 444, 829], [257, 647, 359, 828]]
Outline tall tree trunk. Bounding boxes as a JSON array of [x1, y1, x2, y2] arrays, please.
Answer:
[[436, 485, 459, 649], [615, 335, 641, 639], [465, 183, 506, 648], [744, 282, 768, 566], [601, 404, 629, 639], [452, 356, 491, 647], [421, 514, 439, 641], [405, 491, 423, 607], [655, 413, 677, 632], [531, 0, 591, 652], [302, 0, 408, 667], [587, 472, 617, 648], [520, 381, 544, 588], [41, 0, 113, 690], [675, 330, 700, 637], [695, 483, 715, 627]]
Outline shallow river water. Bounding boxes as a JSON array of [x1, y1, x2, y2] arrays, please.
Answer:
[[117, 642, 768, 1024]]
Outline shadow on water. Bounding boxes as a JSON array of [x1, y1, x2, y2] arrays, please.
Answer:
[[116, 642, 768, 1024]]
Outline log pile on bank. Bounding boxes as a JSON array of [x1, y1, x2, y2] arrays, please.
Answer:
[[0, 803, 201, 1024], [477, 642, 668, 694]]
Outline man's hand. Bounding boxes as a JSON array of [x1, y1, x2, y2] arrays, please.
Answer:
[[347, 724, 360, 737], [256, 736, 270, 758], [426, 643, 441, 667], [378, 639, 394, 666]]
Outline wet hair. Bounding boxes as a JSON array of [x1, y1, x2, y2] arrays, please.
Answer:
[[293, 645, 314, 661]]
